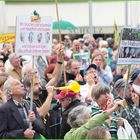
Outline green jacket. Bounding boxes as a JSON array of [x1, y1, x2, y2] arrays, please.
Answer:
[[91, 105, 119, 139], [64, 112, 109, 140]]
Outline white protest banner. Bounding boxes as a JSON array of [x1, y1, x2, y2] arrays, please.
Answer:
[[118, 27, 140, 64], [15, 15, 52, 56]]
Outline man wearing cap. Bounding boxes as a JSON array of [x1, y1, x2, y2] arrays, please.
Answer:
[[114, 78, 140, 138], [113, 78, 126, 102], [121, 67, 140, 138], [54, 89, 82, 138], [80, 64, 99, 103], [129, 68, 140, 107]]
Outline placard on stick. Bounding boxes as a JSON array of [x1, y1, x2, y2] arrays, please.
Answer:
[[15, 15, 52, 56], [73, 52, 91, 70], [117, 27, 140, 65]]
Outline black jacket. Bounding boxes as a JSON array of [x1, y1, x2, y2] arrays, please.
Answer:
[[59, 99, 83, 138], [0, 99, 46, 139]]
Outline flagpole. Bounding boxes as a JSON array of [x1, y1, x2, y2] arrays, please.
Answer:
[[88, 0, 93, 36], [55, 0, 67, 85], [123, 1, 131, 104], [125, 0, 128, 26]]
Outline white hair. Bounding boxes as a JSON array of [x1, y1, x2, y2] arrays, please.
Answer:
[[67, 105, 91, 128], [22, 62, 39, 79], [22, 63, 33, 77], [99, 40, 108, 48], [3, 77, 15, 100], [8, 53, 18, 63]]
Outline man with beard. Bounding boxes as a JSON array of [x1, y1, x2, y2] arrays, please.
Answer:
[[23, 74, 54, 138], [113, 77, 140, 138], [23, 45, 64, 138], [57, 59, 84, 87]]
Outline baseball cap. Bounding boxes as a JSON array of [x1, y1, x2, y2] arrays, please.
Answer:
[[86, 64, 97, 71], [129, 68, 140, 84], [54, 90, 76, 99], [114, 78, 126, 89]]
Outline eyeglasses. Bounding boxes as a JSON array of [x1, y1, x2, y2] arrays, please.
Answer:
[[86, 71, 96, 75]]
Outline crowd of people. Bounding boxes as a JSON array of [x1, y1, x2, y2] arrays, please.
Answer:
[[0, 34, 140, 139]]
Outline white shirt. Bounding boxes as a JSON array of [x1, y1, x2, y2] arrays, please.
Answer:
[[80, 83, 92, 102]]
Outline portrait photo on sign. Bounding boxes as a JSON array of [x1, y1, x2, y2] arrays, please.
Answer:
[[45, 32, 50, 44], [118, 27, 140, 65], [37, 32, 43, 43], [73, 52, 91, 70], [20, 32, 25, 43], [28, 32, 34, 43]]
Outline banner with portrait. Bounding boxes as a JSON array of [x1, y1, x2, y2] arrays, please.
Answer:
[[15, 15, 52, 56], [118, 27, 140, 64]]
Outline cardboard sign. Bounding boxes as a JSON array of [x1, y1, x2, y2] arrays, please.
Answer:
[[118, 27, 140, 64], [15, 15, 52, 56]]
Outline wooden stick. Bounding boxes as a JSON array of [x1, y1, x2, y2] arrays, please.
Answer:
[[55, 0, 62, 43], [55, 0, 67, 85], [29, 56, 35, 129]]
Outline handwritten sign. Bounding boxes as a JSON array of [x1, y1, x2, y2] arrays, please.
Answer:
[[15, 15, 52, 56]]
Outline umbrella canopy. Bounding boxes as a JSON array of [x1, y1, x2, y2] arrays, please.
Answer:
[[53, 20, 77, 30]]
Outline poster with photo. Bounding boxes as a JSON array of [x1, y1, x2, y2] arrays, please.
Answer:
[[118, 27, 140, 64], [15, 15, 52, 56], [73, 52, 91, 70]]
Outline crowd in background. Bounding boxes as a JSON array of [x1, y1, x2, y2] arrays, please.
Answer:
[[0, 33, 140, 139]]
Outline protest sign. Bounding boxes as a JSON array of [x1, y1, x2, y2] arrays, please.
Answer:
[[118, 27, 140, 64], [73, 52, 91, 70], [15, 15, 52, 56]]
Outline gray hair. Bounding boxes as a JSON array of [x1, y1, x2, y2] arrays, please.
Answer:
[[22, 63, 32, 77], [90, 83, 110, 100], [8, 53, 18, 63], [3, 77, 14, 100], [67, 105, 91, 128]]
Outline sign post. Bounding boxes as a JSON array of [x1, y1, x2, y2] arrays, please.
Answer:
[[15, 12, 52, 129], [117, 26, 140, 101]]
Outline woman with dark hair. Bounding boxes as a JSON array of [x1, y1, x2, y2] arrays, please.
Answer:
[[44, 64, 56, 82]]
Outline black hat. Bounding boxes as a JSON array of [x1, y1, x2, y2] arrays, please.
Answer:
[[129, 68, 140, 84], [86, 64, 97, 71]]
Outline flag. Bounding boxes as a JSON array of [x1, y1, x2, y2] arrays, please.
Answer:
[[113, 20, 120, 49]]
